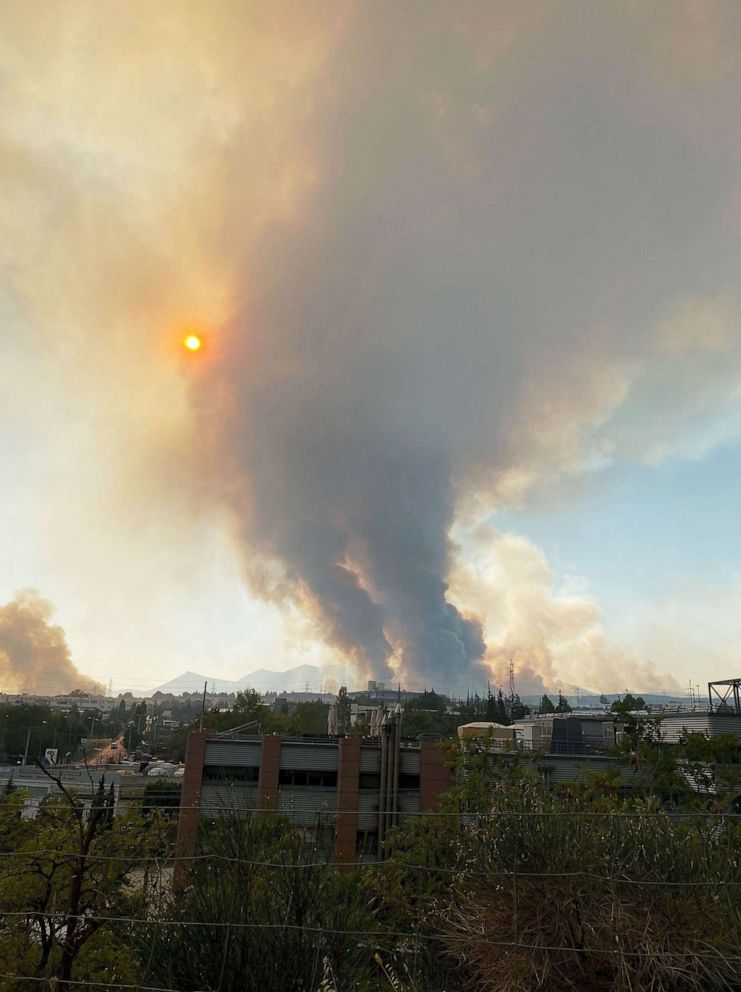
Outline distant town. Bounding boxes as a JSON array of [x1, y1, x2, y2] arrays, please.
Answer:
[[0, 668, 734, 774]]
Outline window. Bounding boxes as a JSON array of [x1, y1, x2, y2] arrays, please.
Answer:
[[278, 769, 338, 788], [203, 765, 259, 782], [356, 829, 378, 856]]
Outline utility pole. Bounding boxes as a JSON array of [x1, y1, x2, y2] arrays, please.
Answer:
[[199, 681, 207, 732], [508, 657, 516, 718], [23, 727, 31, 766]]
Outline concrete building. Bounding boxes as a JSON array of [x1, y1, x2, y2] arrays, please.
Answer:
[[349, 702, 382, 728], [352, 682, 424, 703], [459, 713, 621, 754], [510, 713, 621, 753], [0, 693, 116, 713], [653, 709, 741, 744]]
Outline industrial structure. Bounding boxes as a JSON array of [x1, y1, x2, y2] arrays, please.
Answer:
[[708, 677, 741, 715]]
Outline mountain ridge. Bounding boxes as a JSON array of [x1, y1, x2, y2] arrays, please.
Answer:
[[152, 664, 324, 695], [150, 669, 686, 705]]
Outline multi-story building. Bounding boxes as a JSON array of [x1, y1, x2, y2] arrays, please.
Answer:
[[175, 713, 451, 873]]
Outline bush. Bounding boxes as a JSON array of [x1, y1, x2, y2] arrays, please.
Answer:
[[382, 763, 741, 992], [144, 813, 381, 992]]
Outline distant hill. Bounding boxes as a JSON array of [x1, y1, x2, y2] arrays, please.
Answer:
[[151, 671, 241, 695], [152, 664, 324, 696], [236, 665, 323, 692]]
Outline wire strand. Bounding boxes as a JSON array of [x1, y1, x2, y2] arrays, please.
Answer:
[[0, 973, 191, 992], [0, 800, 733, 816], [0, 910, 741, 960], [0, 848, 737, 885], [1, 912, 740, 962]]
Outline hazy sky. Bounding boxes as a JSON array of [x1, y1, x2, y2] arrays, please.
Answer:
[[1, 1, 740, 697]]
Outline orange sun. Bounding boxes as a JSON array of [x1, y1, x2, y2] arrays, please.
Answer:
[[183, 334, 203, 352]]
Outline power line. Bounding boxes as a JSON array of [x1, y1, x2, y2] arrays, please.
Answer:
[[0, 974, 188, 992], [0, 913, 739, 962], [0, 799, 732, 817], [0, 847, 736, 885]]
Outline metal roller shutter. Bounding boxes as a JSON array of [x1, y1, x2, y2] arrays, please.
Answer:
[[398, 790, 420, 816], [280, 743, 339, 771], [200, 782, 258, 817], [357, 791, 380, 831], [399, 750, 421, 774], [205, 740, 262, 767], [359, 747, 381, 772], [276, 786, 337, 826]]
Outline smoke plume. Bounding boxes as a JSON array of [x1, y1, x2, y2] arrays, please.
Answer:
[[0, 591, 103, 695], [1, 1, 739, 692], [196, 1, 739, 689], [450, 528, 681, 695]]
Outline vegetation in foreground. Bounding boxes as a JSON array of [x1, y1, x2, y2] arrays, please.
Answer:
[[0, 737, 737, 992]]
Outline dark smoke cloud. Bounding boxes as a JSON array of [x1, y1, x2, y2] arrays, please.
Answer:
[[196, 0, 740, 689], [0, 590, 103, 695], [1, 1, 738, 694]]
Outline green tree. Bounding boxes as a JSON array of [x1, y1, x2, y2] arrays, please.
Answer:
[[406, 689, 446, 713], [142, 779, 182, 817], [482, 686, 511, 724], [288, 700, 329, 735], [0, 767, 170, 990], [611, 692, 646, 715], [233, 688, 263, 719], [555, 691, 572, 713], [336, 686, 351, 735], [539, 694, 555, 714], [145, 814, 378, 992], [509, 692, 530, 721], [0, 704, 82, 765]]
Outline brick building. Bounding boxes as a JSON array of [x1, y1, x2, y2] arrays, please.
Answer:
[[175, 719, 452, 875]]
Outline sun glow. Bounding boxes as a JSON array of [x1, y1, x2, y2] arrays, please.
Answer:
[[183, 334, 203, 351]]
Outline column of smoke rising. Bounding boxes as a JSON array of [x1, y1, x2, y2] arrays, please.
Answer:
[[191, 2, 736, 691], [193, 8, 564, 688], [0, 590, 102, 694]]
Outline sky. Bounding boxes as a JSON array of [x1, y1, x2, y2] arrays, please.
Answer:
[[1, 0, 740, 698]]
